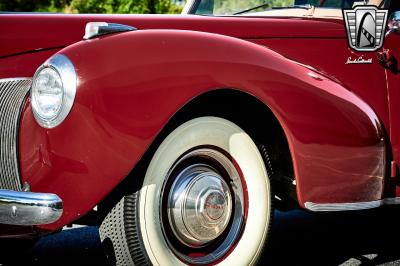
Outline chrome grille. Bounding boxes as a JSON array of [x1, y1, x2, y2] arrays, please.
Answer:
[[0, 78, 31, 191]]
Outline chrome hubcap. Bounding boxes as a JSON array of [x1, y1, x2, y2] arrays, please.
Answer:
[[161, 147, 246, 264], [168, 166, 232, 246]]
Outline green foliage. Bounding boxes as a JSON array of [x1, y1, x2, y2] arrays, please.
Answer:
[[0, 0, 183, 14]]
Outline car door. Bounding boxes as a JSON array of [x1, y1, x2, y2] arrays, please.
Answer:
[[380, 3, 400, 196]]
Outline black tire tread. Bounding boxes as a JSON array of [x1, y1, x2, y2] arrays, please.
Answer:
[[123, 193, 150, 266], [99, 193, 151, 266]]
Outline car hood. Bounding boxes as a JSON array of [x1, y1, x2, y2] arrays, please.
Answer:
[[0, 14, 346, 58]]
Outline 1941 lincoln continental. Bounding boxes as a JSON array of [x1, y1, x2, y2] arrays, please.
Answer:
[[1, 0, 400, 264]]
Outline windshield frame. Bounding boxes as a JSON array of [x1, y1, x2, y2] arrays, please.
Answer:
[[182, 0, 392, 16]]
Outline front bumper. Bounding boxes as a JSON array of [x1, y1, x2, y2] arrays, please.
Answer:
[[0, 189, 62, 225]]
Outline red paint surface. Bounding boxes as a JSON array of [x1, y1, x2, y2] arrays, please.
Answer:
[[0, 13, 393, 233], [0, 14, 344, 58], [0, 49, 62, 78], [382, 33, 400, 198], [16, 30, 384, 231]]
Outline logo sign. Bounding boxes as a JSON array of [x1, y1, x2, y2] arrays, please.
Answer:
[[343, 5, 388, 52]]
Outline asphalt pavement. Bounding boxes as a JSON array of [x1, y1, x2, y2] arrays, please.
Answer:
[[1, 206, 400, 266]]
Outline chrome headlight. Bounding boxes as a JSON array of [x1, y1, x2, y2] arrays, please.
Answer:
[[31, 54, 77, 128]]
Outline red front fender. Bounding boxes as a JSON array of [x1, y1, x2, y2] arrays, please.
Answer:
[[18, 29, 385, 231]]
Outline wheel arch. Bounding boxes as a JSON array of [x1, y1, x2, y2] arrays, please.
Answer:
[[166, 89, 297, 208], [97, 88, 297, 221]]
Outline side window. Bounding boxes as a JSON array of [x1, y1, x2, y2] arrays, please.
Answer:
[[305, 0, 355, 8], [216, 0, 300, 15], [196, 0, 214, 14], [321, 0, 342, 7]]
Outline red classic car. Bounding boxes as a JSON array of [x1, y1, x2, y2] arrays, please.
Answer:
[[1, 0, 400, 264]]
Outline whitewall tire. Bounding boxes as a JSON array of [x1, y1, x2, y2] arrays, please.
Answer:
[[100, 117, 272, 266]]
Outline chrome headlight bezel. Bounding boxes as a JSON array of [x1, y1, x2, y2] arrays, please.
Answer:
[[31, 54, 77, 129]]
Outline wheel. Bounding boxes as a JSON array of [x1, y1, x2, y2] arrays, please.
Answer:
[[100, 117, 272, 265]]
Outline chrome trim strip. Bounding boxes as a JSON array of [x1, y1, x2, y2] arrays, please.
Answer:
[[83, 22, 136, 40], [383, 197, 400, 205], [0, 189, 63, 225], [305, 197, 400, 212]]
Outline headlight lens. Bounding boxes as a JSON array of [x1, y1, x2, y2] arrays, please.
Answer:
[[32, 68, 63, 120], [31, 54, 76, 128]]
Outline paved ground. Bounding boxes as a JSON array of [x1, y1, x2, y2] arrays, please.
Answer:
[[1, 206, 400, 265]]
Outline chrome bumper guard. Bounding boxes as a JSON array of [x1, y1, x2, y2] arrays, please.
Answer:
[[0, 189, 63, 225]]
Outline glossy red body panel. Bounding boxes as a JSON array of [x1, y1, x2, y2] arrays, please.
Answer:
[[16, 30, 385, 231], [0, 14, 344, 57], [0, 49, 62, 79], [0, 13, 395, 234], [248, 39, 390, 134], [382, 33, 400, 197]]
